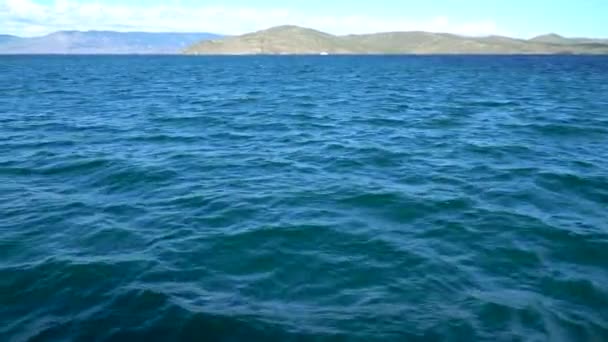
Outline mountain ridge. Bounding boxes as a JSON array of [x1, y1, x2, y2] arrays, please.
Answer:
[[185, 25, 608, 55], [0, 31, 222, 54], [530, 33, 608, 45], [3, 26, 607, 55]]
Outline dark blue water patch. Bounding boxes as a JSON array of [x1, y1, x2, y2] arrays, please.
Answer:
[[1, 55, 608, 341]]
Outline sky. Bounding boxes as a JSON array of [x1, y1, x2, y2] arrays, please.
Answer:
[[1, 0, 607, 38]]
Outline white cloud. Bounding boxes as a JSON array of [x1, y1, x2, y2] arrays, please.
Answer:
[[0, 0, 507, 37]]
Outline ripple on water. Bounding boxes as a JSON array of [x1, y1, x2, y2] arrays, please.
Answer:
[[1, 55, 608, 341]]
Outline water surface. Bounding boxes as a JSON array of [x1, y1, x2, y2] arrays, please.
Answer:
[[1, 55, 607, 341]]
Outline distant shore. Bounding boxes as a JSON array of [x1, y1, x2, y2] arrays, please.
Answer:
[[184, 25, 608, 55]]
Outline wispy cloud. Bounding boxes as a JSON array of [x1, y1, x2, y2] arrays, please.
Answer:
[[0, 0, 506, 37]]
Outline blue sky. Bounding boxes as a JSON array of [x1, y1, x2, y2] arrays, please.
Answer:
[[2, 0, 607, 38]]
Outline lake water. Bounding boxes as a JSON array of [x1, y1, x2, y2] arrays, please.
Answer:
[[1, 55, 607, 341]]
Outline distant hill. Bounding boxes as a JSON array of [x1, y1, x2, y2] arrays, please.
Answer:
[[0, 34, 19, 44], [184, 26, 357, 54], [185, 25, 608, 55], [530, 33, 608, 45], [529, 33, 571, 44], [0, 31, 222, 54]]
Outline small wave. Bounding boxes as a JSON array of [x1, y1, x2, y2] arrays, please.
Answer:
[[465, 100, 520, 108], [522, 123, 608, 136], [39, 158, 113, 176]]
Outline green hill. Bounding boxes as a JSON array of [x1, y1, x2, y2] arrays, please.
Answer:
[[184, 25, 608, 55], [184, 25, 357, 54]]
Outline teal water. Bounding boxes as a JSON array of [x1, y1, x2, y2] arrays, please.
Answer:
[[1, 55, 607, 341]]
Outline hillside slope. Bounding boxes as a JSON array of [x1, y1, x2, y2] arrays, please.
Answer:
[[185, 26, 608, 55]]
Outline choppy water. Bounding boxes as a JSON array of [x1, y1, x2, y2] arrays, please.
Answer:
[[1, 55, 608, 341]]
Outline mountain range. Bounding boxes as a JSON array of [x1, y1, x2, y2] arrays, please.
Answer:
[[184, 25, 608, 55], [2, 26, 607, 55], [0, 31, 221, 54]]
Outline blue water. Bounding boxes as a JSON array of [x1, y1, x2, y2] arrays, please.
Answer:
[[1, 55, 608, 341]]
